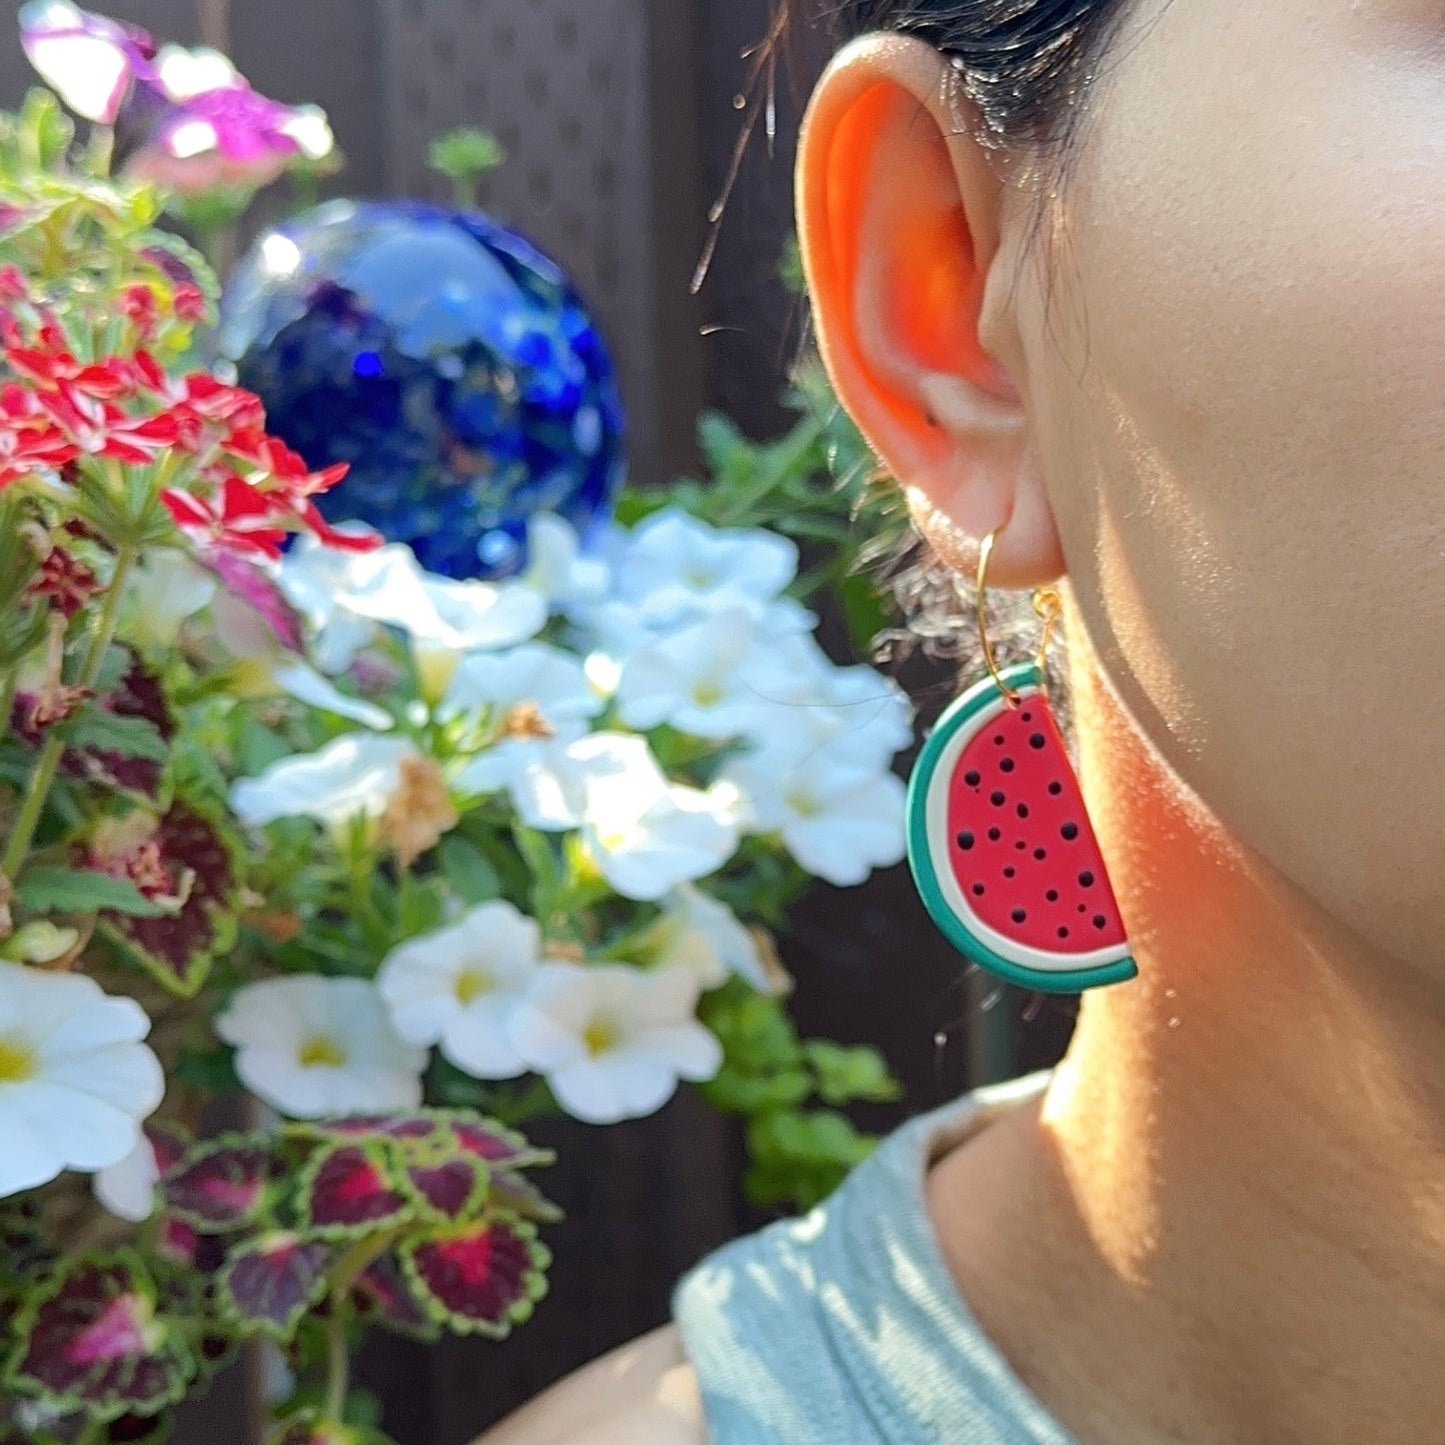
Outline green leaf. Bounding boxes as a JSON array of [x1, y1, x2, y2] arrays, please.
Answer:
[[57, 709, 168, 763], [803, 1040, 903, 1106], [437, 835, 501, 906], [16, 865, 166, 918]]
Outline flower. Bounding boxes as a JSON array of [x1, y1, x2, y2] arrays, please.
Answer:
[[214, 975, 426, 1118], [606, 508, 798, 627], [381, 756, 459, 868], [230, 734, 424, 836], [513, 733, 740, 901], [120, 549, 217, 648], [639, 885, 791, 997], [722, 745, 907, 887], [447, 644, 604, 800], [0, 962, 164, 1199], [277, 534, 385, 675], [127, 53, 335, 195], [19, 1, 155, 124], [521, 513, 611, 613], [319, 543, 546, 701], [614, 607, 774, 739], [377, 902, 544, 1080], [507, 962, 723, 1125]]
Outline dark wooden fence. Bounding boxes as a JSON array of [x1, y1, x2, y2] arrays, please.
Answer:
[[0, 3, 1077, 1439]]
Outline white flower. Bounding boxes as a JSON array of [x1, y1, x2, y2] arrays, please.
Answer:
[[267, 662, 396, 732], [508, 962, 722, 1125], [0, 962, 164, 1199], [93, 1133, 161, 1222], [742, 633, 913, 771], [614, 607, 769, 739], [277, 534, 382, 675], [513, 734, 739, 900], [214, 975, 426, 1118], [323, 543, 546, 700], [610, 508, 798, 625], [121, 550, 217, 648], [723, 746, 907, 887], [522, 514, 611, 613], [447, 644, 604, 799], [378, 902, 543, 1080], [640, 885, 788, 997], [231, 734, 422, 833]]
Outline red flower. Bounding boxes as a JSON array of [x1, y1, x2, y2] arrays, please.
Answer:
[[173, 284, 207, 322], [0, 400, 78, 491], [0, 267, 27, 302], [122, 284, 159, 339], [25, 546, 101, 618]]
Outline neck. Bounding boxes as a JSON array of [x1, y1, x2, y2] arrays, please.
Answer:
[[1002, 606, 1445, 1443]]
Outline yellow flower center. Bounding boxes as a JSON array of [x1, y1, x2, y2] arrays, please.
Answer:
[[583, 1016, 620, 1056], [0, 1037, 36, 1084], [691, 680, 724, 708], [786, 788, 820, 819], [455, 967, 491, 1006], [298, 1034, 347, 1068]]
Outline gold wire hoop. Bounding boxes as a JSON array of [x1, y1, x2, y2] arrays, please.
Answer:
[[975, 528, 1064, 707]]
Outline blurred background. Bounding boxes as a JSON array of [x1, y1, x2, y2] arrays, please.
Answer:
[[0, 2, 1076, 1439]]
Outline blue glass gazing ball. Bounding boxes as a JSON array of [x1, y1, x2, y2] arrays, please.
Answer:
[[219, 199, 627, 578]]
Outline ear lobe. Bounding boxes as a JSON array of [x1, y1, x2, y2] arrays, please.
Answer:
[[796, 35, 1061, 587]]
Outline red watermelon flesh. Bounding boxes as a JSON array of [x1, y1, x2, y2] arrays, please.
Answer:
[[946, 693, 1127, 956]]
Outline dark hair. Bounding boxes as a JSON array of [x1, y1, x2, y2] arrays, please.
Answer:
[[800, 1, 1130, 164]]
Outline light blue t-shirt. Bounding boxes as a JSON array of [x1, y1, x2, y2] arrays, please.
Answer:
[[670, 1070, 1077, 1444]]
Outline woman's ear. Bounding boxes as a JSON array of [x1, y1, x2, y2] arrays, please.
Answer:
[[795, 34, 1062, 587]]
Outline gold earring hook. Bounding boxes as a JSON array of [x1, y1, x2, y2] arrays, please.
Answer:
[[976, 528, 1064, 707]]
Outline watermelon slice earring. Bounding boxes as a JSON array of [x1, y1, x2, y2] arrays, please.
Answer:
[[905, 530, 1136, 993]]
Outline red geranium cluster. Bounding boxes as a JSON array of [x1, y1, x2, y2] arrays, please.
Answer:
[[0, 305, 378, 559]]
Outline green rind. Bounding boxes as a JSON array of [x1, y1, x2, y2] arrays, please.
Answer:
[[906, 660, 1138, 995]]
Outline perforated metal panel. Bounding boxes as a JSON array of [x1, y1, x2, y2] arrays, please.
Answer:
[[379, 0, 704, 484]]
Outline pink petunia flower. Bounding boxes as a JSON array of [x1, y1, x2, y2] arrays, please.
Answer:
[[18, 0, 155, 124]]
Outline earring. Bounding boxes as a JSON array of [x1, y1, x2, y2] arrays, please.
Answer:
[[905, 530, 1136, 993]]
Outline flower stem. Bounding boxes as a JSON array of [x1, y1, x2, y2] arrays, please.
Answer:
[[1, 545, 137, 879], [324, 1295, 350, 1423]]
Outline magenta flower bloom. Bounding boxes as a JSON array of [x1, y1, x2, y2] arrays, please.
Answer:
[[18, 0, 156, 124], [123, 47, 333, 195]]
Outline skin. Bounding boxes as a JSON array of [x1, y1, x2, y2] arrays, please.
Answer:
[[798, 4, 1445, 1443], [482, 2, 1445, 1439]]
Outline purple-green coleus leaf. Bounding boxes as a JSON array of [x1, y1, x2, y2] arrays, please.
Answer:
[[217, 1233, 331, 1342], [350, 1254, 439, 1343], [398, 1213, 551, 1340], [96, 799, 242, 997], [297, 1143, 415, 1239], [3, 1252, 195, 1424], [160, 1133, 278, 1232]]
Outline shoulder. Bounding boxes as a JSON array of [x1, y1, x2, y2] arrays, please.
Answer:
[[472, 1322, 710, 1445]]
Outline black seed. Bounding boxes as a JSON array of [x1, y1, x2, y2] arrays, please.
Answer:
[[1093, 914, 1107, 929], [1022, 712, 1033, 722], [1011, 908, 1027, 924], [988, 827, 1002, 842], [1000, 758, 1015, 773], [957, 832, 975, 851], [973, 883, 986, 896], [1004, 866, 1016, 879], [1079, 871, 1095, 887], [1047, 889, 1059, 903], [1029, 733, 1046, 750], [1035, 848, 1047, 861], [1078, 904, 1088, 914], [1016, 841, 1027, 851], [1061, 822, 1079, 841], [1048, 781, 1063, 796], [994, 735, 1005, 745], [991, 791, 1006, 806], [1017, 803, 1030, 820], [965, 771, 981, 787], [1058, 927, 1070, 939]]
